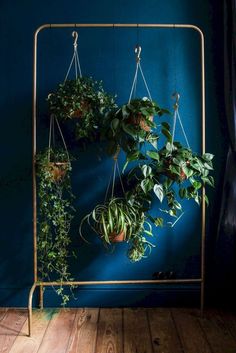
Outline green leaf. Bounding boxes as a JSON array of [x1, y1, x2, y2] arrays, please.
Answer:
[[127, 150, 140, 162], [141, 178, 153, 194], [147, 150, 160, 162], [154, 217, 164, 227], [203, 153, 214, 161], [166, 142, 175, 152], [204, 194, 209, 206], [142, 164, 152, 178], [182, 166, 193, 178], [203, 162, 213, 170], [179, 188, 185, 198], [162, 128, 172, 142], [169, 209, 177, 217], [111, 118, 120, 132], [153, 184, 164, 202], [161, 122, 170, 130], [201, 176, 214, 187]]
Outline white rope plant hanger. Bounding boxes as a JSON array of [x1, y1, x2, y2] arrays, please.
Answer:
[[104, 148, 126, 203], [165, 92, 191, 227], [128, 45, 152, 102], [48, 31, 83, 163], [64, 31, 82, 81], [106, 45, 154, 202], [171, 92, 190, 151]]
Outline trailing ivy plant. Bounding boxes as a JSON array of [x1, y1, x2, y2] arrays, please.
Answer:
[[36, 148, 76, 306], [47, 77, 117, 141], [79, 196, 155, 262], [103, 97, 169, 157]]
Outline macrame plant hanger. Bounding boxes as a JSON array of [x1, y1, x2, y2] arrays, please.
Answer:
[[64, 31, 82, 82], [47, 31, 83, 164], [171, 92, 190, 151], [104, 147, 126, 203], [128, 45, 152, 102], [47, 114, 70, 164]]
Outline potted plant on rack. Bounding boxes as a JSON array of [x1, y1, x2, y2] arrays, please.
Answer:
[[79, 196, 155, 262], [36, 147, 76, 306], [47, 77, 117, 141], [126, 121, 214, 223], [104, 97, 169, 158]]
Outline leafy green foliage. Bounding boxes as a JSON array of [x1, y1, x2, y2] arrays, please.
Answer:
[[104, 98, 168, 160], [36, 148, 75, 306], [126, 120, 214, 222], [47, 77, 116, 141], [79, 197, 155, 262]]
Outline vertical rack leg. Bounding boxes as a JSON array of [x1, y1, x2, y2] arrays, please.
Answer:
[[200, 281, 204, 316], [28, 283, 37, 337], [39, 285, 44, 309], [28, 306, 32, 337]]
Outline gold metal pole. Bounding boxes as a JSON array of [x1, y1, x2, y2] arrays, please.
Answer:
[[39, 285, 44, 309], [28, 282, 37, 337], [38, 278, 202, 286], [199, 30, 206, 315], [31, 23, 206, 332], [33, 30, 38, 284]]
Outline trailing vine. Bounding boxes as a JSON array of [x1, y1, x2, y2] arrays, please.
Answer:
[[36, 148, 75, 306]]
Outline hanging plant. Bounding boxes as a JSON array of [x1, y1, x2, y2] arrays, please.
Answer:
[[79, 151, 156, 261], [79, 196, 155, 261], [104, 97, 169, 157], [36, 147, 76, 306], [126, 121, 214, 225], [79, 197, 140, 244], [104, 45, 169, 159], [47, 77, 117, 140]]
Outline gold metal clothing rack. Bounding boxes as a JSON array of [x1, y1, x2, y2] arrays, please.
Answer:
[[28, 23, 206, 337]]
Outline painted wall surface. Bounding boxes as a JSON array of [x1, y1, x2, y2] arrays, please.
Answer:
[[0, 0, 224, 307]]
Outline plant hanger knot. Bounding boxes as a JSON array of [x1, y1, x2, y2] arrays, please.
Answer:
[[128, 45, 152, 103], [64, 31, 82, 82], [171, 91, 190, 150], [72, 31, 78, 50], [135, 45, 142, 63], [172, 91, 180, 111]]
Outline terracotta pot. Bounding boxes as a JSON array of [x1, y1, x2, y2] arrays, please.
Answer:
[[109, 230, 126, 243], [129, 113, 153, 132], [48, 162, 69, 182], [163, 167, 186, 182], [70, 100, 90, 118]]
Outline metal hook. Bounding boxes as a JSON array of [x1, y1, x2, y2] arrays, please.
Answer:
[[135, 45, 142, 63], [72, 31, 78, 49], [172, 92, 180, 110]]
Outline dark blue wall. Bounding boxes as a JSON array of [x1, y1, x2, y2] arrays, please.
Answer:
[[0, 0, 224, 307]]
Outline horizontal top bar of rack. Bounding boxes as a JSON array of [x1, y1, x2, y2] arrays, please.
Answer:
[[34, 278, 202, 286], [35, 23, 204, 37]]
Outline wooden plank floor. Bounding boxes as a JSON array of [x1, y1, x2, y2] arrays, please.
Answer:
[[0, 308, 236, 353]]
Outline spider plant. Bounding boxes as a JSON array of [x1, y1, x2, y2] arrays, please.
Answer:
[[79, 197, 155, 261], [79, 197, 139, 243]]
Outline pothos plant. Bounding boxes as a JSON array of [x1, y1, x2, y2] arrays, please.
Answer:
[[79, 196, 155, 262], [103, 97, 169, 157], [126, 121, 214, 226], [47, 77, 117, 141], [36, 148, 76, 305]]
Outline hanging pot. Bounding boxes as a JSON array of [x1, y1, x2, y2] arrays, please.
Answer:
[[47, 162, 70, 182], [70, 100, 91, 118], [129, 113, 153, 132], [109, 230, 126, 243]]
